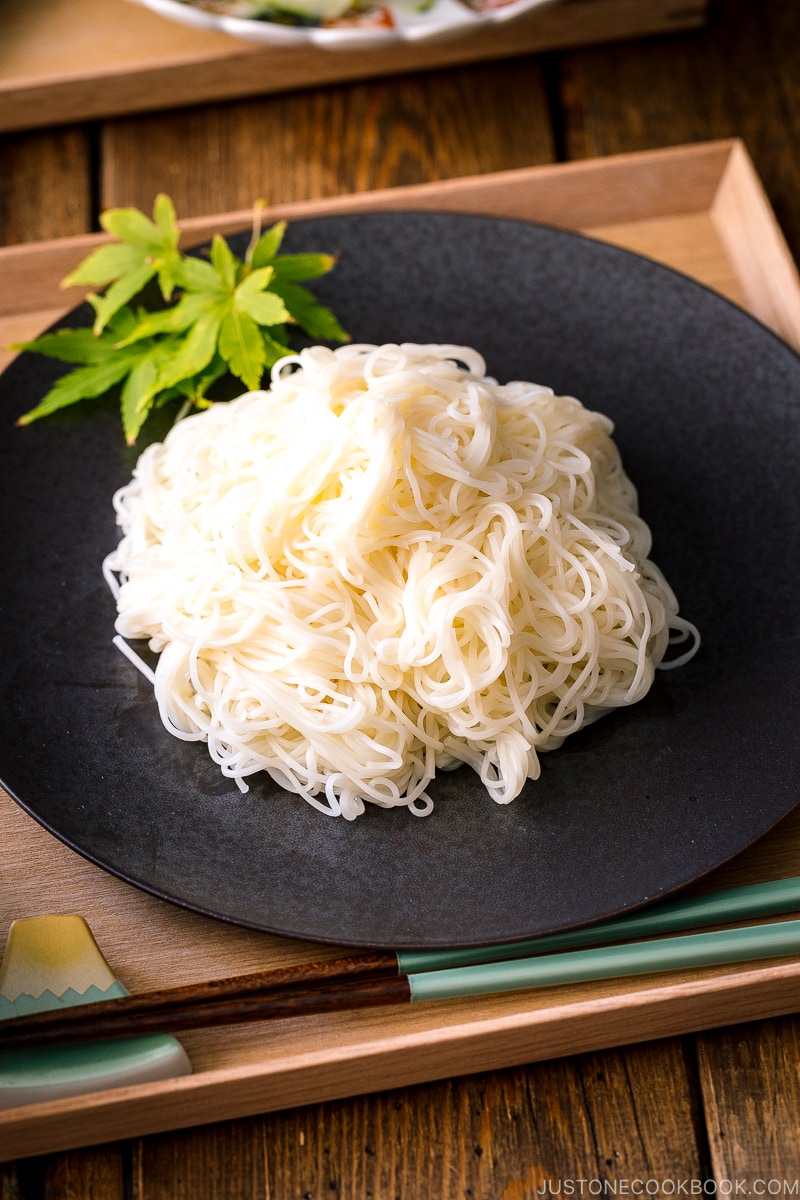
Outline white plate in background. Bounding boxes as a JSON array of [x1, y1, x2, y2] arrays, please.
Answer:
[[126, 0, 556, 49]]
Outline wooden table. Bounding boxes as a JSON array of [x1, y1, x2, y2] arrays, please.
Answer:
[[2, 0, 800, 1189]]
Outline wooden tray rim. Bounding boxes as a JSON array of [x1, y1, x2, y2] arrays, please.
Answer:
[[6, 960, 800, 1158], [2, 137, 800, 1158]]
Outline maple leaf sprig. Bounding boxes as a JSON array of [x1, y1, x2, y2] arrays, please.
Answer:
[[15, 195, 350, 444]]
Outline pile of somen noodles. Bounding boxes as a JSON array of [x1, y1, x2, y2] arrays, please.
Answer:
[[105, 342, 698, 819]]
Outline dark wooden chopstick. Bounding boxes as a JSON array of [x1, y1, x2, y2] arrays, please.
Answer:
[[0, 950, 399, 1050], [1, 973, 412, 1049], [118, 949, 399, 1004]]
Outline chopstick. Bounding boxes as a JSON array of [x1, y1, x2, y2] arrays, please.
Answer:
[[3, 913, 800, 1049], [4, 873, 800, 1051]]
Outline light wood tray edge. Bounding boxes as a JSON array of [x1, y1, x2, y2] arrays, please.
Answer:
[[2, 137, 800, 1159], [5, 960, 800, 1160], [4, 140, 800, 353]]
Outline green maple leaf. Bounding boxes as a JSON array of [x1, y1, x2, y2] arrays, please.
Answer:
[[156, 312, 224, 393], [248, 219, 287, 267], [159, 354, 229, 408], [270, 253, 337, 282], [64, 194, 182, 336], [271, 279, 349, 343], [15, 319, 146, 427], [13, 198, 350, 443], [260, 329, 294, 367], [120, 346, 166, 444]]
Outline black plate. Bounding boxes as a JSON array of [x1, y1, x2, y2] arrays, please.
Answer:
[[1, 211, 799, 949]]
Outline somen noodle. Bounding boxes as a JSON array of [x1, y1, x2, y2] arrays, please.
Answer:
[[104, 343, 699, 819]]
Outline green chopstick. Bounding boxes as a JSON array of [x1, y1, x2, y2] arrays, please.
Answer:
[[408, 916, 800, 1002], [398, 875, 800, 974]]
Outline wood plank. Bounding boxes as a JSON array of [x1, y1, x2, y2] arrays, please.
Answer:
[[557, 0, 800, 264], [536, 1040, 704, 1181], [129, 1039, 704, 1197], [43, 1147, 127, 1200], [99, 59, 556, 216], [0, 1145, 125, 1200], [0, 0, 708, 134], [698, 1016, 800, 1180], [0, 128, 92, 246], [130, 1121, 266, 1199]]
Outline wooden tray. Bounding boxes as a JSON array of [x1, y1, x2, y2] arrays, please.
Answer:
[[2, 139, 800, 1162], [0, 0, 708, 134]]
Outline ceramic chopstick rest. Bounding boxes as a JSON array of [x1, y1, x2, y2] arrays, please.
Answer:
[[0, 914, 191, 1108]]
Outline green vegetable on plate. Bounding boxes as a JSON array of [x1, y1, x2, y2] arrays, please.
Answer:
[[14, 195, 350, 444]]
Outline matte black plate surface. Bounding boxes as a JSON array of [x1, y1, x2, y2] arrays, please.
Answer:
[[1, 212, 799, 949]]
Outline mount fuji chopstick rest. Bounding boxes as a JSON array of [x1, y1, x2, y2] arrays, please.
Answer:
[[0, 914, 191, 1108]]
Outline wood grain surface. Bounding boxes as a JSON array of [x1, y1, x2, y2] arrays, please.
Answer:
[[2, 0, 800, 1190], [99, 60, 556, 214]]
